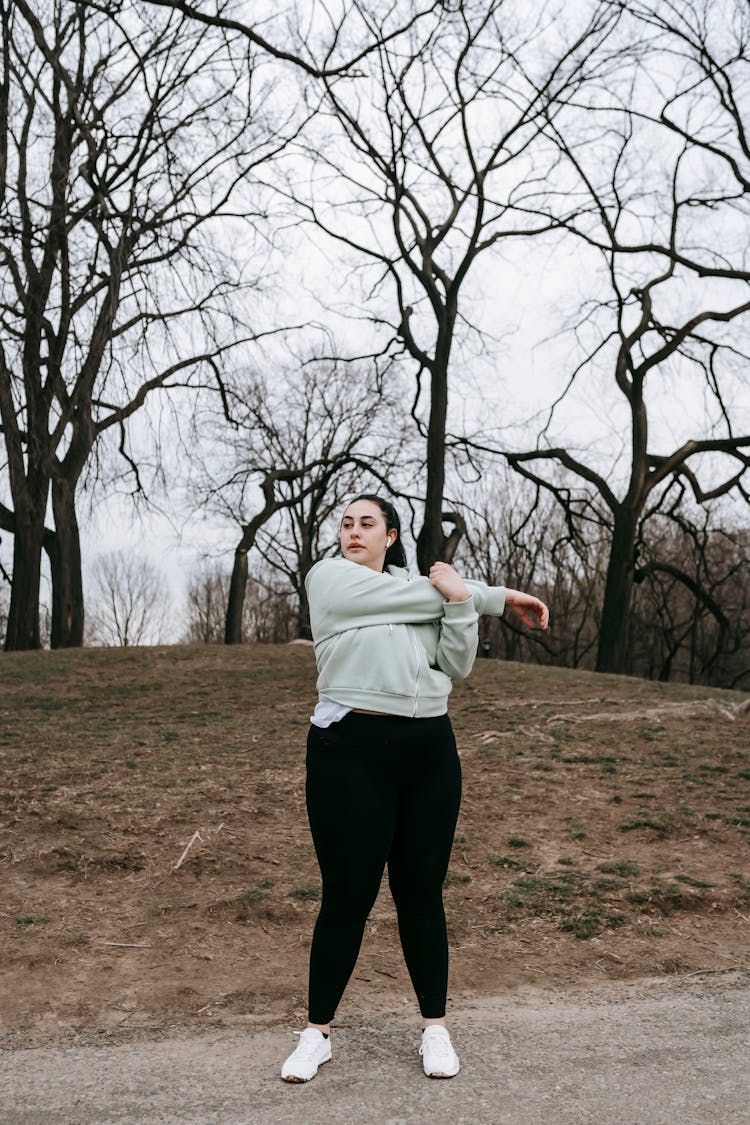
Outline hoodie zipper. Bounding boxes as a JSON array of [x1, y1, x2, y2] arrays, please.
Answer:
[[409, 625, 421, 717]]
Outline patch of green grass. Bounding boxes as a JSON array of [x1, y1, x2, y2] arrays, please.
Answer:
[[619, 812, 674, 835], [15, 915, 48, 927], [500, 870, 628, 940], [559, 908, 626, 940], [443, 870, 471, 886], [28, 700, 67, 713], [291, 884, 320, 902], [257, 877, 275, 889], [487, 853, 530, 872], [737, 768, 750, 781], [674, 874, 714, 889], [504, 872, 586, 911], [560, 753, 619, 771], [507, 835, 531, 849], [597, 860, 641, 877], [730, 874, 750, 904], [626, 877, 708, 914], [591, 878, 621, 894], [454, 834, 466, 846], [238, 889, 266, 904]]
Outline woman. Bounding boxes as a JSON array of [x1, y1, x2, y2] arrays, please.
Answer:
[[281, 494, 548, 1082]]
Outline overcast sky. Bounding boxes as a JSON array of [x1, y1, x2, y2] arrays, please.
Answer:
[[3, 0, 749, 642]]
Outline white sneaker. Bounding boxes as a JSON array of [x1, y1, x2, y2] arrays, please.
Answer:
[[419, 1025, 460, 1078], [280, 1027, 332, 1082]]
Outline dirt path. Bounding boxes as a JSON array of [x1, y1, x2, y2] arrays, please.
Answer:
[[3, 973, 748, 1125]]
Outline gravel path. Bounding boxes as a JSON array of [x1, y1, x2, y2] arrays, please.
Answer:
[[2, 975, 748, 1124]]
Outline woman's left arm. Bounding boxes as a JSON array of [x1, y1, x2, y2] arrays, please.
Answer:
[[429, 563, 550, 630], [433, 598, 480, 679], [503, 588, 550, 630]]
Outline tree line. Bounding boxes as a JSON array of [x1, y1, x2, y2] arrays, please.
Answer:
[[1, 0, 748, 688]]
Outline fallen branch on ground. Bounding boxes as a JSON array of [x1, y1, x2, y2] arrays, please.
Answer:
[[546, 699, 750, 726], [172, 830, 203, 871]]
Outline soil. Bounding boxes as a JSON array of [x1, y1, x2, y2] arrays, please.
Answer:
[[1, 644, 748, 1045]]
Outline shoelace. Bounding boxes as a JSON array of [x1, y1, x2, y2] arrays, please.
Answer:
[[420, 1032, 453, 1059], [292, 1030, 326, 1060]]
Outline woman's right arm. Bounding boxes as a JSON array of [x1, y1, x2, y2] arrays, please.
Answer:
[[306, 559, 445, 639], [306, 558, 506, 641]]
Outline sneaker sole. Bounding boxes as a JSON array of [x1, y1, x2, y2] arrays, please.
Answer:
[[281, 1056, 331, 1083]]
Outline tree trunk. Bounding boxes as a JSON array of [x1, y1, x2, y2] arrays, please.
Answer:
[[596, 508, 637, 674], [295, 550, 316, 641], [416, 362, 450, 575], [225, 544, 248, 645], [4, 519, 44, 650], [49, 477, 85, 648]]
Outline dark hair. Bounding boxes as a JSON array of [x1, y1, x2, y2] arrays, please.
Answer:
[[344, 493, 408, 570]]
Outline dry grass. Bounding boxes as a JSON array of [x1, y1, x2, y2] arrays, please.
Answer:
[[1, 644, 748, 1038]]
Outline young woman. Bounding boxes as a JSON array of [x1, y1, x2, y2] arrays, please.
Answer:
[[281, 494, 549, 1083]]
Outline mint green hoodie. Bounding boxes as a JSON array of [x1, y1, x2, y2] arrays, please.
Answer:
[[305, 557, 506, 718]]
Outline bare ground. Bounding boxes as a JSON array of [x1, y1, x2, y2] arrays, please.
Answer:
[[1, 644, 748, 1045]]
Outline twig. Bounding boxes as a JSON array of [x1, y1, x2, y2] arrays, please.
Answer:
[[685, 967, 741, 978], [172, 830, 203, 871], [98, 942, 152, 949]]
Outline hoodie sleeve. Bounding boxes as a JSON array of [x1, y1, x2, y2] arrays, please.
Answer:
[[306, 558, 506, 642], [434, 597, 480, 679], [306, 558, 445, 639]]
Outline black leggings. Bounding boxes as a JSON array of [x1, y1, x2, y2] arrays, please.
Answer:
[[305, 711, 462, 1024]]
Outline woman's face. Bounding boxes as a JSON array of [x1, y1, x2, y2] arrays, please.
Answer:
[[340, 500, 395, 572]]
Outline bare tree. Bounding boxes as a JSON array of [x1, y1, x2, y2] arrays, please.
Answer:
[[190, 354, 413, 642], [0, 1, 296, 650], [184, 564, 228, 644], [183, 561, 295, 644], [88, 550, 170, 647], [276, 0, 622, 573], [0, 545, 9, 646], [454, 469, 604, 667], [495, 0, 750, 674], [141, 0, 441, 79], [631, 512, 750, 689]]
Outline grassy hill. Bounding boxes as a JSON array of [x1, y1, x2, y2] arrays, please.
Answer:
[[1, 644, 748, 1038]]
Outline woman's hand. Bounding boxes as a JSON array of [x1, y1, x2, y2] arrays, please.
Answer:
[[505, 588, 549, 630], [429, 561, 471, 603]]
